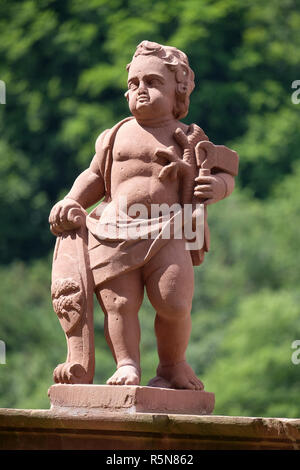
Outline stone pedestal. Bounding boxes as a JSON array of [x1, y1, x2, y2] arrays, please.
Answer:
[[2, 406, 300, 449], [48, 384, 215, 415]]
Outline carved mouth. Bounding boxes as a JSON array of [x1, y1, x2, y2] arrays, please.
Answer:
[[137, 96, 149, 103]]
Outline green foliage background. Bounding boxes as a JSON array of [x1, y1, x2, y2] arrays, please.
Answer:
[[0, 0, 300, 417]]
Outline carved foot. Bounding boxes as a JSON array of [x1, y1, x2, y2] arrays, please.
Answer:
[[148, 361, 204, 390], [106, 365, 140, 386], [147, 376, 172, 388], [53, 362, 89, 384]]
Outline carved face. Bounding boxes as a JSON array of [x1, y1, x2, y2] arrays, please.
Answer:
[[126, 55, 177, 121]]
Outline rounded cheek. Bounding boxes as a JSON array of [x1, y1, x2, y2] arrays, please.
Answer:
[[152, 93, 172, 111], [149, 88, 160, 100], [128, 94, 137, 111]]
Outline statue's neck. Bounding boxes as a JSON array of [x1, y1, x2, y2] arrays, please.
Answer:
[[134, 116, 177, 128]]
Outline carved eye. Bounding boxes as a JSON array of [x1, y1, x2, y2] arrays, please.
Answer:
[[128, 81, 138, 91], [147, 78, 160, 87]]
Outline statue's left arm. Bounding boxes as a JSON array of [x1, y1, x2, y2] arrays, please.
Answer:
[[193, 139, 238, 205]]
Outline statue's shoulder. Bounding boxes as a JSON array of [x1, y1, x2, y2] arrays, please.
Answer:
[[93, 117, 134, 177], [95, 117, 135, 156], [93, 117, 134, 193]]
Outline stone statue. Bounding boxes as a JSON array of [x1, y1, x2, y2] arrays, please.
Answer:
[[49, 41, 238, 391]]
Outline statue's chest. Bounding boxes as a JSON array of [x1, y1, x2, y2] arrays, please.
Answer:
[[113, 128, 176, 164]]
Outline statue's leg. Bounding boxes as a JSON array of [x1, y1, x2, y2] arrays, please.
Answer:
[[144, 238, 204, 390], [95, 268, 144, 385]]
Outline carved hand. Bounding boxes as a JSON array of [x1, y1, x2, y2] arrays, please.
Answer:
[[194, 174, 227, 205], [49, 198, 86, 235], [155, 145, 192, 182]]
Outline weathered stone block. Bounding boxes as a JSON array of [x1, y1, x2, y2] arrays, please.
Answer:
[[48, 384, 215, 415]]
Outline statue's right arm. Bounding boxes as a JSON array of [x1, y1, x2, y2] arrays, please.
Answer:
[[49, 130, 109, 234]]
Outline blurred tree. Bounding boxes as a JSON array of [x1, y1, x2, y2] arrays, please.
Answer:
[[0, 0, 300, 416], [204, 289, 300, 418], [0, 0, 299, 261]]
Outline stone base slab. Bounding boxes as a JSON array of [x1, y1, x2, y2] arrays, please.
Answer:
[[1, 407, 300, 450], [48, 384, 215, 415]]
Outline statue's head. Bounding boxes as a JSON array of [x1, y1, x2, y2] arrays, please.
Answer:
[[125, 40, 195, 120]]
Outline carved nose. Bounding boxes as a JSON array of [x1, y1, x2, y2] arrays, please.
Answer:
[[138, 81, 147, 94]]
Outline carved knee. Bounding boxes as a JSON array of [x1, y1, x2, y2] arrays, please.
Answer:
[[100, 291, 141, 316], [156, 297, 192, 320]]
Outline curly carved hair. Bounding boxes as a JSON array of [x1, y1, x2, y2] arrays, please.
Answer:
[[126, 40, 195, 120]]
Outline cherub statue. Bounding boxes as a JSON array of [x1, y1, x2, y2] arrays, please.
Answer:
[[49, 41, 238, 390]]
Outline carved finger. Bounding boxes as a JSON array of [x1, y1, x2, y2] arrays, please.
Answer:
[[186, 123, 196, 137], [59, 204, 71, 224], [49, 206, 58, 225], [158, 162, 177, 181], [155, 146, 178, 163], [158, 166, 169, 181], [195, 175, 214, 184], [194, 186, 214, 195], [173, 127, 189, 148], [53, 205, 63, 225], [194, 184, 212, 192], [50, 221, 65, 235], [194, 190, 214, 198], [49, 205, 57, 224], [50, 224, 61, 237]]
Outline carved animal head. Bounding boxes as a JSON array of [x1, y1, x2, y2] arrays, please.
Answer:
[[51, 278, 83, 321]]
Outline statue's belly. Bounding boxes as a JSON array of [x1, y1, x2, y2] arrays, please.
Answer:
[[111, 163, 180, 215]]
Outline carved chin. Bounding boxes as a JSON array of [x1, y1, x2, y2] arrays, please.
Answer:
[[130, 100, 151, 114]]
